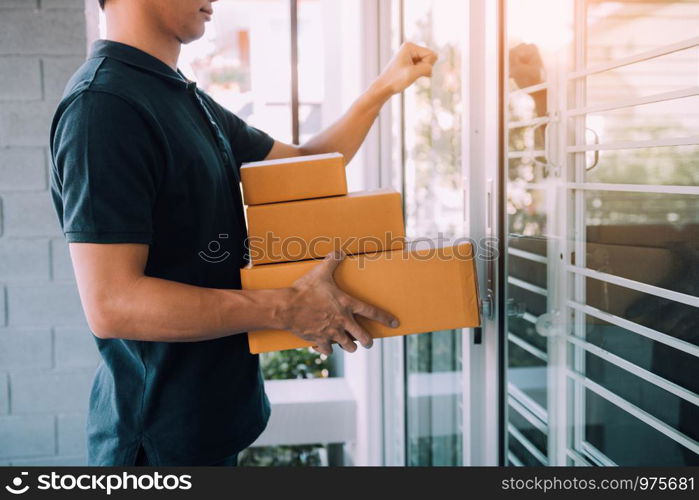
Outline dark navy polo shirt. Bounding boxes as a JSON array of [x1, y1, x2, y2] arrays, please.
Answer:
[[49, 40, 274, 466]]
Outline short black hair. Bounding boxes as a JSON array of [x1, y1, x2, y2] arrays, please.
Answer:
[[98, 0, 105, 9]]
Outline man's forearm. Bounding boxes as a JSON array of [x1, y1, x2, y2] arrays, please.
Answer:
[[90, 275, 292, 342], [299, 81, 392, 164]]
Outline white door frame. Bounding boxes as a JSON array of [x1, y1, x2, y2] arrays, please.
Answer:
[[462, 0, 503, 466]]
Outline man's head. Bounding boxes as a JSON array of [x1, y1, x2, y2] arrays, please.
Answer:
[[100, 0, 217, 44]]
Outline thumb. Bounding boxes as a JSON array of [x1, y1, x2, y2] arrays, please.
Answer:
[[317, 250, 346, 276]]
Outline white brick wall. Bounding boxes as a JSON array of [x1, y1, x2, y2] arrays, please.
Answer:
[[0, 0, 94, 466]]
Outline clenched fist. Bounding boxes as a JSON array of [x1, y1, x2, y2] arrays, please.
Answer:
[[374, 42, 438, 96]]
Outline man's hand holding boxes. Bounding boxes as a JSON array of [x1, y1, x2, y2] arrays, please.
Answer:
[[240, 153, 481, 354]]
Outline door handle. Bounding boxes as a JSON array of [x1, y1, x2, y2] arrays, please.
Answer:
[[480, 291, 495, 321], [586, 127, 600, 171]]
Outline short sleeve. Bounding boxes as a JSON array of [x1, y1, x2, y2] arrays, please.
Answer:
[[202, 94, 275, 165], [50, 91, 164, 244]]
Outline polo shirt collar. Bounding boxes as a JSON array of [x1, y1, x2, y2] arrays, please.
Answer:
[[88, 39, 196, 90]]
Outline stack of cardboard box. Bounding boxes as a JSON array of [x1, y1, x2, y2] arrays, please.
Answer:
[[240, 153, 481, 354]]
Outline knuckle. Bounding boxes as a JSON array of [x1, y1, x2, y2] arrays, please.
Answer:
[[336, 297, 352, 312], [350, 298, 368, 314]]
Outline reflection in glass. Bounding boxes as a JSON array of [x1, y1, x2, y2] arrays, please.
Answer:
[[509, 404, 547, 455], [584, 319, 698, 448], [509, 431, 546, 465], [574, 0, 699, 467], [583, 146, 699, 186], [586, 1, 699, 64], [585, 279, 699, 347], [507, 188, 548, 236], [508, 339, 548, 410], [505, 0, 574, 468], [579, 95, 699, 145], [586, 389, 698, 465], [582, 46, 699, 107], [585, 191, 699, 296], [506, 0, 699, 468]]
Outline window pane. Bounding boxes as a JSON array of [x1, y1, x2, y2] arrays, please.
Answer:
[[586, 356, 699, 444], [297, 0, 325, 143], [508, 340, 548, 410], [585, 389, 698, 465], [574, 1, 699, 467], [584, 315, 698, 399], [508, 430, 547, 465], [402, 0, 465, 239], [582, 46, 699, 107], [406, 330, 463, 466], [401, 0, 467, 467], [586, 2, 699, 65], [583, 145, 699, 186], [180, 0, 293, 142], [584, 278, 699, 347], [585, 191, 699, 296], [509, 404, 548, 455], [504, 0, 574, 467], [575, 95, 699, 145]]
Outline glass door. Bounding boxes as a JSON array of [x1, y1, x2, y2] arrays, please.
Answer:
[[386, 0, 469, 466], [503, 0, 574, 466], [503, 0, 699, 466]]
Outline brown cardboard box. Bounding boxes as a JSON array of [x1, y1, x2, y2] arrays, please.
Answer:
[[246, 189, 405, 265], [240, 152, 347, 206], [242, 243, 481, 353]]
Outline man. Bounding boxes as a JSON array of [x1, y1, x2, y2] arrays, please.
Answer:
[[50, 0, 437, 466]]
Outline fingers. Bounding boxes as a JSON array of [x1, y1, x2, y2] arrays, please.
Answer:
[[331, 330, 357, 353], [312, 334, 359, 355], [343, 316, 373, 349], [414, 61, 434, 78], [404, 41, 438, 65], [311, 327, 357, 355], [347, 295, 399, 329], [313, 341, 333, 356], [402, 42, 437, 80], [421, 52, 439, 66]]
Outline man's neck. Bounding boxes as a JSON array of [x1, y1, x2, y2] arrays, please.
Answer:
[[104, 8, 181, 71]]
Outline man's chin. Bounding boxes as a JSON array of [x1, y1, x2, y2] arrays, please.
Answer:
[[178, 26, 206, 45]]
